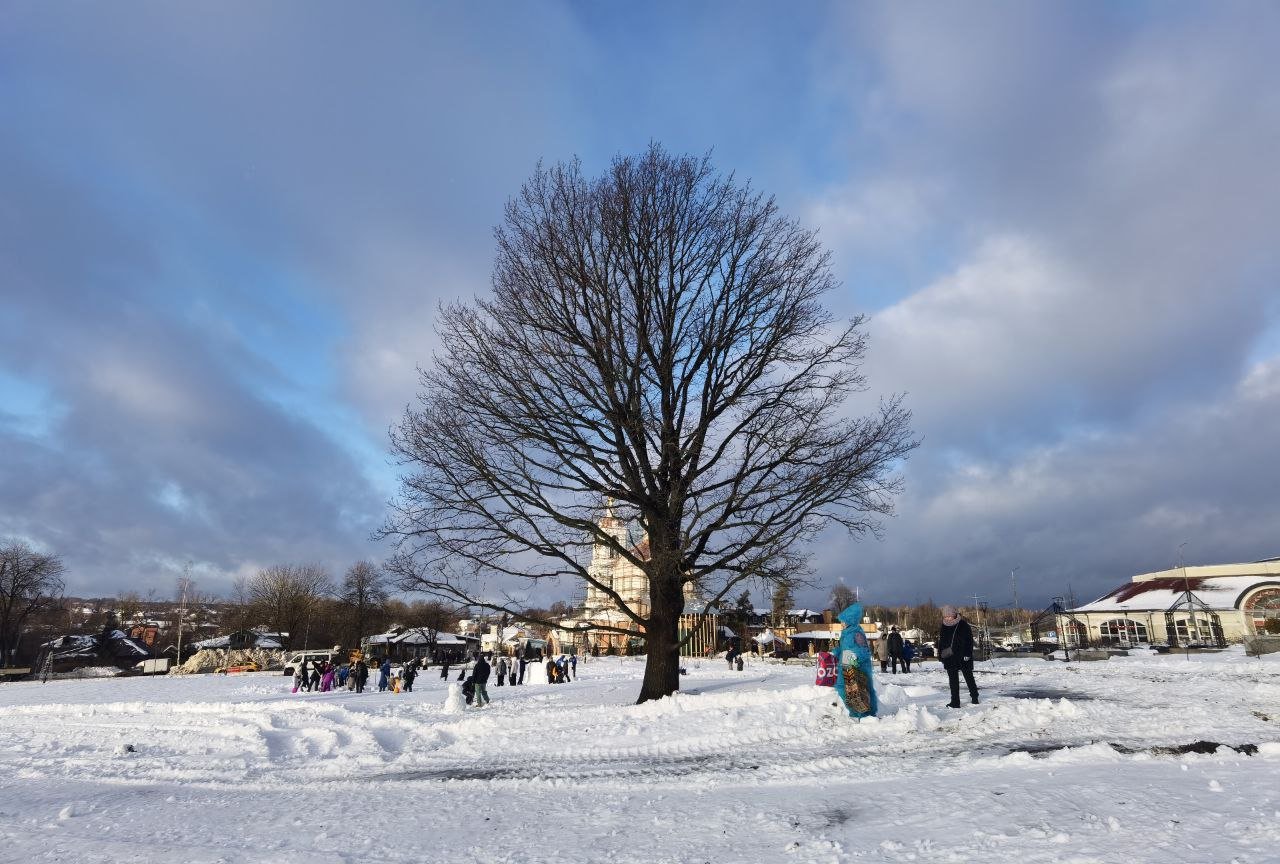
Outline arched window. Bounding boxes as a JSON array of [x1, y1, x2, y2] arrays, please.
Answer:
[[1099, 618, 1149, 646], [1243, 587, 1280, 634]]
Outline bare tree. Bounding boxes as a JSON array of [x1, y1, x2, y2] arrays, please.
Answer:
[[336, 561, 389, 646], [829, 584, 857, 613], [116, 590, 142, 629], [243, 564, 333, 650], [382, 145, 915, 702], [0, 541, 66, 666]]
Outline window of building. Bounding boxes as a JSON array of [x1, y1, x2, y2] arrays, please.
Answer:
[[1172, 618, 1215, 644], [1099, 618, 1149, 646]]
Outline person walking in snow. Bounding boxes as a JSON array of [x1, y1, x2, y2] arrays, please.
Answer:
[[320, 661, 335, 692], [402, 660, 417, 692], [298, 659, 311, 692], [309, 661, 322, 692], [938, 605, 979, 708], [495, 655, 507, 687], [440, 659, 451, 680], [887, 626, 904, 674], [378, 657, 392, 692], [472, 654, 491, 706], [354, 659, 369, 693], [569, 654, 577, 677], [901, 639, 916, 673]]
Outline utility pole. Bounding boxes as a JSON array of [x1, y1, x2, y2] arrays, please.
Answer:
[[1010, 566, 1021, 645]]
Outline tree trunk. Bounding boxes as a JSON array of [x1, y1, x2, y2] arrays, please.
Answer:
[[636, 570, 684, 703]]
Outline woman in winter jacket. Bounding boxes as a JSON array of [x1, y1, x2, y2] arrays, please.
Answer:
[[937, 606, 979, 707]]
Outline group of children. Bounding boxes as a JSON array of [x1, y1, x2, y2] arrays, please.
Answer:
[[292, 658, 370, 693]]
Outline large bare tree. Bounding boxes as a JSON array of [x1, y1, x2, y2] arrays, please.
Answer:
[[0, 541, 66, 666], [241, 564, 333, 650], [382, 145, 915, 702], [336, 561, 389, 647]]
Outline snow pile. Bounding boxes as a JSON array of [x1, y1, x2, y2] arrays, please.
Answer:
[[46, 665, 123, 680], [173, 647, 284, 674]]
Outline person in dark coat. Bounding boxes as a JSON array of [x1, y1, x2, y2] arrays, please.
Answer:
[[938, 605, 979, 707], [887, 626, 904, 674], [901, 639, 916, 673], [299, 660, 312, 692], [354, 659, 368, 693], [309, 661, 322, 692], [546, 657, 558, 683], [440, 660, 451, 680], [378, 657, 392, 692], [472, 654, 492, 706], [402, 660, 417, 692], [517, 654, 527, 684]]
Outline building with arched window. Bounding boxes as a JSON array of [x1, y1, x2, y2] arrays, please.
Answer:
[[1070, 558, 1280, 647]]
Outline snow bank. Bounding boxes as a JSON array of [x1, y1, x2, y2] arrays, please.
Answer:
[[174, 647, 284, 674]]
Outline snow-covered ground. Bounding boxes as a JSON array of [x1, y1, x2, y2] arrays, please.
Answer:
[[0, 649, 1276, 864]]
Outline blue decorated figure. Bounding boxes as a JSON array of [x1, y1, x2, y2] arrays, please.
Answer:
[[834, 603, 878, 717]]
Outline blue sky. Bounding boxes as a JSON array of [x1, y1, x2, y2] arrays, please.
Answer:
[[2, 2, 1278, 611]]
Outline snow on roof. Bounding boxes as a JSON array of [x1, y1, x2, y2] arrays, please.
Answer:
[[789, 629, 842, 640], [1074, 575, 1275, 613]]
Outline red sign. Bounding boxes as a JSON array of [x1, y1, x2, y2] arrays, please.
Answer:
[[815, 651, 837, 687]]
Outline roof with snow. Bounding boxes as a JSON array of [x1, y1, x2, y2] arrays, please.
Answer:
[[789, 629, 842, 640], [1074, 569, 1280, 614]]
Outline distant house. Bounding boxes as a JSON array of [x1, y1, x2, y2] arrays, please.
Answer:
[[1069, 559, 1280, 647], [362, 626, 478, 663]]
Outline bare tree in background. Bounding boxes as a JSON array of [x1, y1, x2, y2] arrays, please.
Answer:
[[382, 145, 916, 702], [0, 541, 65, 666], [242, 564, 333, 650], [829, 584, 857, 613], [336, 561, 389, 647]]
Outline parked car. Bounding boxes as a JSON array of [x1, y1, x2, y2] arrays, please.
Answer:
[[219, 662, 259, 674], [282, 651, 336, 676]]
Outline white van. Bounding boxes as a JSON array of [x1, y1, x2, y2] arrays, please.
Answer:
[[282, 650, 337, 676]]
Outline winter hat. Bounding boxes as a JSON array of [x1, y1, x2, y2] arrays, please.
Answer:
[[941, 605, 958, 619]]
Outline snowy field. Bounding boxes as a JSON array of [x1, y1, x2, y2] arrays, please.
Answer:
[[0, 650, 1277, 864]]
